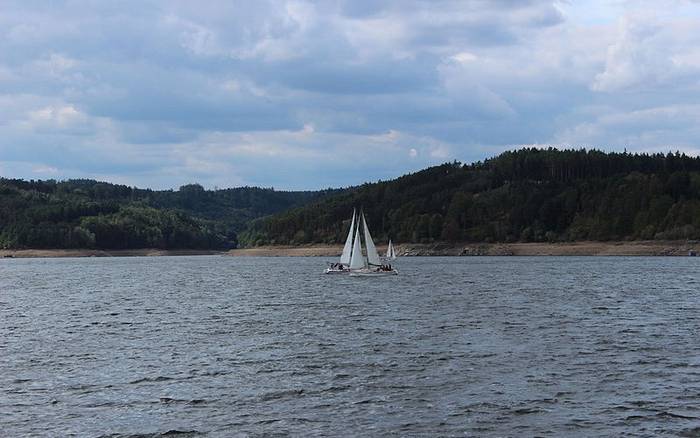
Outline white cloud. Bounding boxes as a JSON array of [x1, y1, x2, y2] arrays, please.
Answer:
[[592, 9, 700, 92], [34, 53, 76, 76], [28, 105, 84, 126], [450, 51, 478, 64], [555, 104, 700, 150], [430, 145, 450, 159], [32, 164, 59, 174]]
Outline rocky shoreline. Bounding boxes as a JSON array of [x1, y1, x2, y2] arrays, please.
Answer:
[[1, 241, 698, 258], [229, 240, 700, 257]]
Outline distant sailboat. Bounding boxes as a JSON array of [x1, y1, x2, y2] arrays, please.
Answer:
[[385, 239, 397, 260]]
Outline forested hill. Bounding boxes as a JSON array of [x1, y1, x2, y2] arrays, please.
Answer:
[[7, 148, 700, 250], [240, 148, 700, 246], [0, 179, 335, 249]]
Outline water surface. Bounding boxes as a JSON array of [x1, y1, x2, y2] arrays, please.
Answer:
[[1, 256, 700, 436]]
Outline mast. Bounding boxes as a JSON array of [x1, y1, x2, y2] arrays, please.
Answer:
[[339, 209, 356, 265]]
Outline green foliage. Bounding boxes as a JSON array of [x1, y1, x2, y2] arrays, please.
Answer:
[[241, 148, 700, 245], [0, 178, 334, 249], [6, 148, 700, 249]]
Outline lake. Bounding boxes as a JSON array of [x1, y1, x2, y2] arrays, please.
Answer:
[[1, 256, 700, 437]]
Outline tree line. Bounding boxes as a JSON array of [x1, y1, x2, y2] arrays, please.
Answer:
[[6, 148, 700, 249], [240, 148, 700, 245], [0, 178, 333, 249]]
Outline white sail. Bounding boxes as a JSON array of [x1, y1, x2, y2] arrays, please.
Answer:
[[349, 220, 365, 270], [361, 212, 381, 266], [386, 239, 396, 259], [339, 209, 356, 265]]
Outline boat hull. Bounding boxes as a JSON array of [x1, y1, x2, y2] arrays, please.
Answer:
[[324, 268, 351, 274], [349, 268, 398, 277]]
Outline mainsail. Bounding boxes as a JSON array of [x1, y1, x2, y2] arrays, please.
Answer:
[[349, 220, 365, 270], [361, 212, 381, 266], [339, 209, 356, 265]]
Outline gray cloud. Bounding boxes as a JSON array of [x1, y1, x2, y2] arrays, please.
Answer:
[[1, 0, 699, 189]]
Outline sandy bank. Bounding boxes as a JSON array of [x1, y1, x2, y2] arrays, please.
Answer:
[[228, 245, 344, 257], [0, 249, 224, 258], [228, 241, 700, 257], [3, 241, 698, 258]]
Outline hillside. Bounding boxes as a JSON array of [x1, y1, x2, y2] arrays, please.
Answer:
[[240, 148, 700, 246], [0, 179, 335, 250]]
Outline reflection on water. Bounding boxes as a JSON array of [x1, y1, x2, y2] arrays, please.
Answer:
[[1, 256, 700, 436]]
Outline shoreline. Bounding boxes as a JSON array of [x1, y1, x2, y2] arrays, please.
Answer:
[[1, 240, 698, 258], [0, 249, 224, 258], [227, 241, 700, 257]]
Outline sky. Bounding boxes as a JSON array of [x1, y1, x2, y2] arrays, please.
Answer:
[[2, 0, 700, 190]]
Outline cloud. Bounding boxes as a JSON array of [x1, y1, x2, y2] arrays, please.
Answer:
[[28, 105, 85, 128], [555, 104, 700, 152], [0, 0, 700, 189], [591, 11, 700, 92]]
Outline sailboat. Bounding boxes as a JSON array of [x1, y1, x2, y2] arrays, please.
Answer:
[[384, 239, 397, 260], [348, 211, 398, 277], [324, 209, 356, 274], [324, 209, 398, 276]]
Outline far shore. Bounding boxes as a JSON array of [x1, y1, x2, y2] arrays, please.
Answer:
[[2, 240, 699, 258], [228, 240, 700, 257], [0, 249, 224, 259]]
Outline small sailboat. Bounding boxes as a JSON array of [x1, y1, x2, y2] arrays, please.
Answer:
[[325, 209, 356, 274], [384, 239, 397, 260]]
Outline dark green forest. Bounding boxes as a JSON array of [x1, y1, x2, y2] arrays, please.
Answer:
[[241, 148, 700, 246], [0, 178, 332, 249], [5, 148, 700, 250]]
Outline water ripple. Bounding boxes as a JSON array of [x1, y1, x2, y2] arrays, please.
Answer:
[[1, 255, 700, 436]]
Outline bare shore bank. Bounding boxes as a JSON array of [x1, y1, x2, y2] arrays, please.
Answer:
[[0, 249, 223, 258], [2, 241, 698, 258], [228, 241, 700, 257]]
